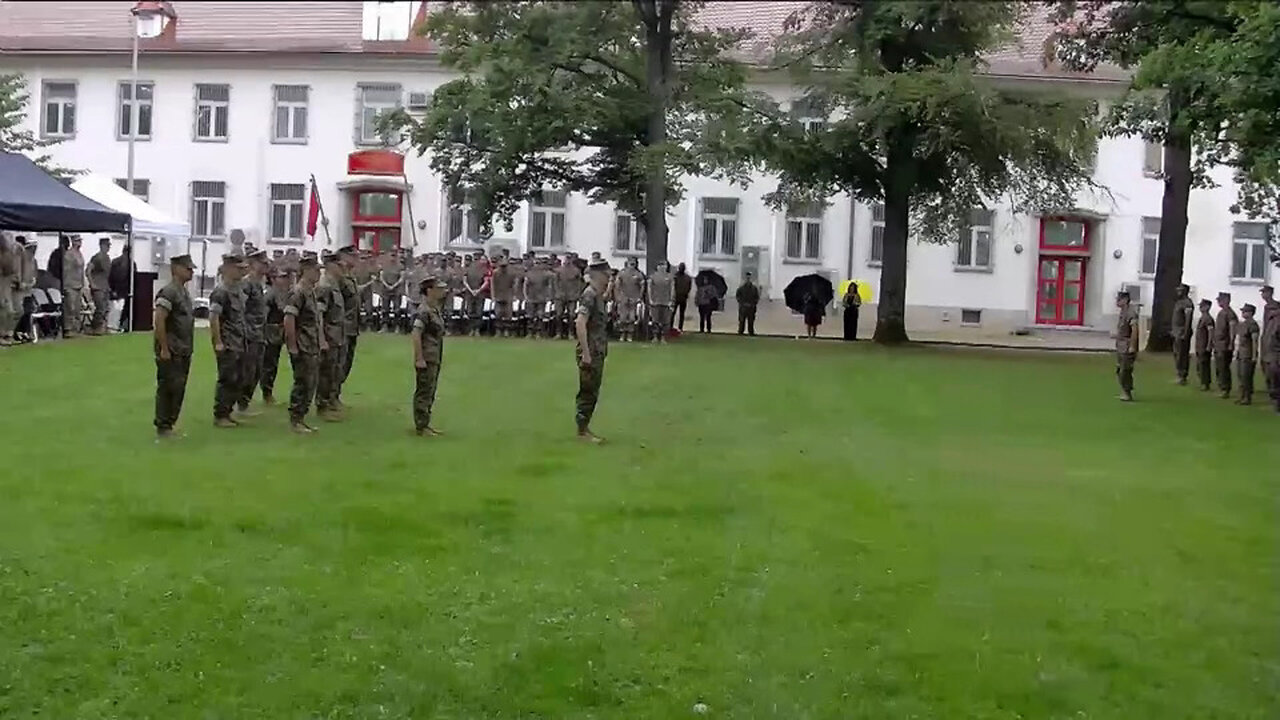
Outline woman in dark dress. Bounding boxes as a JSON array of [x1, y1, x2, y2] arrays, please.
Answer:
[[695, 276, 718, 333], [802, 291, 825, 339], [841, 282, 861, 341]]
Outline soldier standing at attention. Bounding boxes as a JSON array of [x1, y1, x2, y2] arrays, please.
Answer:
[[152, 254, 197, 440], [1235, 303, 1260, 405], [615, 258, 645, 342], [260, 269, 291, 404], [284, 256, 324, 434], [62, 235, 86, 337], [646, 260, 674, 343], [379, 252, 404, 331], [1193, 298, 1214, 391], [87, 237, 113, 335], [208, 253, 249, 428], [1170, 283, 1194, 385], [315, 252, 347, 421], [523, 256, 549, 338], [337, 246, 362, 404], [0, 234, 16, 346], [411, 276, 448, 436], [575, 258, 611, 442], [1213, 292, 1239, 398], [1259, 285, 1279, 396], [236, 249, 269, 416], [491, 256, 517, 337], [735, 271, 761, 336], [1265, 304, 1280, 412], [673, 263, 692, 332], [557, 253, 584, 339], [1114, 290, 1139, 402]]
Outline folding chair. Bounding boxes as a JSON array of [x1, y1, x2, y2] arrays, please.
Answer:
[[29, 288, 62, 343]]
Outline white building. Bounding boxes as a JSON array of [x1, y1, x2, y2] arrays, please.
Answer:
[[1, 0, 1272, 334]]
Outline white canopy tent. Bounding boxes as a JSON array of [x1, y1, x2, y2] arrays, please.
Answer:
[[69, 174, 191, 253]]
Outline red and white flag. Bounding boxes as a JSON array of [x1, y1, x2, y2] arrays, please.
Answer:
[[305, 177, 321, 239]]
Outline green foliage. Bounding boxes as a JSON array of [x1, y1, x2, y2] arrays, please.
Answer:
[[0, 73, 74, 179], [759, 1, 1099, 245], [386, 0, 762, 241]]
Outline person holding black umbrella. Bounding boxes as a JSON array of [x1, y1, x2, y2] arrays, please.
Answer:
[[783, 273, 835, 340], [695, 275, 719, 333]]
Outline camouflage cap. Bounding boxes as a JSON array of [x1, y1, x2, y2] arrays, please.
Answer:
[[170, 254, 196, 269], [419, 275, 441, 291], [1242, 303, 1257, 313]]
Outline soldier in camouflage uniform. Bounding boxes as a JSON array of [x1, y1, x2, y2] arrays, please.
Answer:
[[1235, 303, 1260, 405], [285, 256, 324, 434], [1265, 301, 1280, 412], [491, 256, 517, 337], [152, 255, 197, 439], [575, 258, 611, 442], [337, 246, 362, 405], [87, 237, 112, 335], [1193, 298, 1214, 391], [1170, 283, 1194, 385], [411, 276, 448, 436], [647, 260, 674, 343], [208, 253, 249, 427], [1214, 292, 1239, 398], [1260, 285, 1279, 396], [260, 268, 291, 404], [524, 256, 554, 338], [615, 257, 645, 342], [556, 253, 583, 339], [237, 249, 269, 415], [315, 252, 347, 421], [1114, 290, 1139, 402]]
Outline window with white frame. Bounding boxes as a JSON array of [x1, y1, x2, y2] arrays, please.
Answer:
[[191, 181, 227, 239], [1143, 140, 1163, 176], [117, 81, 154, 140], [113, 178, 150, 202], [272, 85, 309, 143], [791, 96, 826, 133], [1139, 216, 1161, 276], [194, 84, 230, 141], [446, 185, 483, 246], [869, 203, 885, 265], [528, 189, 567, 249], [269, 183, 306, 243], [1231, 222, 1269, 282], [784, 201, 823, 260], [955, 208, 994, 270], [614, 211, 646, 254], [699, 197, 739, 257], [41, 81, 76, 138], [356, 83, 402, 145]]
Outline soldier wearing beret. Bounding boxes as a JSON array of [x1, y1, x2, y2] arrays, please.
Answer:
[[152, 254, 197, 439], [209, 253, 249, 427], [574, 258, 611, 441], [284, 256, 324, 433], [411, 275, 448, 436]]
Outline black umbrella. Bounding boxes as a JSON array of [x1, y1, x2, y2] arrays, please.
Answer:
[[695, 269, 728, 298], [784, 273, 835, 313]]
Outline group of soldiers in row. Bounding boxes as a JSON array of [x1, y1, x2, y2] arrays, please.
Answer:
[[0, 234, 131, 343], [262, 246, 695, 342], [1114, 283, 1280, 410], [152, 244, 620, 440]]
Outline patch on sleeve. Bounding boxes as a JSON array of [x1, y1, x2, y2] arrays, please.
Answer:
[[283, 305, 300, 316], [208, 302, 223, 316], [154, 296, 173, 311]]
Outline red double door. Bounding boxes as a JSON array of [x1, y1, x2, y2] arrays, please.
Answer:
[[1035, 256, 1087, 326]]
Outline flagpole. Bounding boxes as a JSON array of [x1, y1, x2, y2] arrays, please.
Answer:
[[401, 167, 418, 251]]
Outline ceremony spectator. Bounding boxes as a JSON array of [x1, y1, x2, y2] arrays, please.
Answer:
[[842, 282, 862, 341], [695, 275, 718, 334], [802, 291, 825, 339]]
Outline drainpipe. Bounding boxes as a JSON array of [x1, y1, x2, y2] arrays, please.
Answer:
[[845, 196, 855, 282]]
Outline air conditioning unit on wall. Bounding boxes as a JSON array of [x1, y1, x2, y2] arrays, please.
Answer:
[[407, 91, 431, 110], [1122, 283, 1143, 305]]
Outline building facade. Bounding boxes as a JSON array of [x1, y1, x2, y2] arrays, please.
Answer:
[[1, 0, 1272, 334]]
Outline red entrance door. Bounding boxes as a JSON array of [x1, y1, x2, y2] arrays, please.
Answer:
[[1035, 257, 1087, 325], [351, 190, 403, 254], [354, 226, 401, 253]]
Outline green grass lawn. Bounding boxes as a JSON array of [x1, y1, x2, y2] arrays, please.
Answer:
[[0, 333, 1276, 719]]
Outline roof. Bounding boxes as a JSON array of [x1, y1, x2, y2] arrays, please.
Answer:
[[0, 152, 132, 233]]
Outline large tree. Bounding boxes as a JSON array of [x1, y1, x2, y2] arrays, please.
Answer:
[[1052, 1, 1242, 352], [0, 73, 73, 178], [757, 1, 1098, 343], [388, 0, 760, 270]]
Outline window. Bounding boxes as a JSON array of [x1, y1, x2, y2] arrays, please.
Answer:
[[791, 96, 826, 133], [614, 211, 646, 254], [1139, 217, 1160, 276], [446, 185, 483, 246], [869, 203, 885, 265], [272, 85, 309, 143], [1231, 222, 1269, 282], [1143, 141, 1163, 176], [113, 178, 150, 202], [41, 81, 76, 138], [961, 309, 983, 326], [1039, 218, 1089, 251], [117, 81, 154, 140], [955, 208, 994, 270], [699, 197, 739, 257], [356, 83, 402, 145], [194, 84, 230, 141], [529, 190, 567, 249], [785, 201, 822, 261], [191, 181, 227, 239], [269, 183, 306, 243]]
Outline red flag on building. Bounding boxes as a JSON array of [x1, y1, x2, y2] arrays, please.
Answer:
[[305, 178, 321, 238]]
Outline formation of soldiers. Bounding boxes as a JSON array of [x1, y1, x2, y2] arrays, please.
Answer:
[[263, 246, 692, 343], [152, 245, 617, 441], [1117, 283, 1280, 411]]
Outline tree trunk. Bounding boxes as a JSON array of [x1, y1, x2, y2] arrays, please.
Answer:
[[1146, 95, 1192, 353], [873, 144, 913, 344], [638, 0, 674, 274]]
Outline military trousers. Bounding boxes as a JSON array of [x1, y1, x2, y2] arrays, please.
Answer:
[[1195, 351, 1212, 390], [341, 334, 358, 386], [316, 343, 344, 411], [1236, 359, 1256, 401], [1269, 362, 1280, 408], [237, 341, 264, 410], [738, 305, 757, 336], [261, 341, 284, 398], [1215, 349, 1234, 393], [90, 289, 110, 333], [413, 362, 442, 430], [575, 357, 607, 431], [213, 349, 243, 419], [618, 301, 637, 326], [154, 353, 192, 431], [62, 288, 83, 335], [288, 351, 320, 423], [1115, 351, 1136, 394], [0, 283, 13, 337], [556, 300, 576, 337], [1172, 335, 1191, 381], [1263, 360, 1275, 395], [651, 305, 672, 339]]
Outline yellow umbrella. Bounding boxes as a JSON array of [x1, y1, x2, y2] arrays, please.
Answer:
[[838, 279, 873, 302]]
